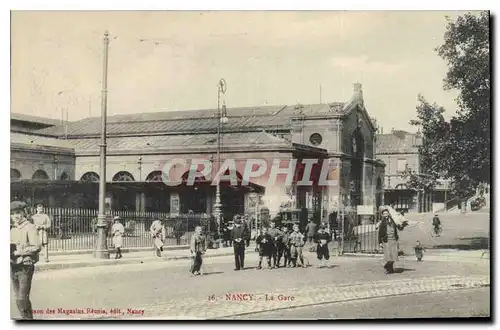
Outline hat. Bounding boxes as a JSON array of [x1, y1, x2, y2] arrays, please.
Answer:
[[379, 205, 389, 212], [113, 216, 121, 221], [10, 201, 26, 212]]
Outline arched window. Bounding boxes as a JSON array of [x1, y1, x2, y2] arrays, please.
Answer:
[[145, 171, 164, 182], [11, 168, 21, 180], [32, 170, 49, 180], [112, 171, 135, 181], [395, 184, 408, 190], [80, 172, 100, 182]]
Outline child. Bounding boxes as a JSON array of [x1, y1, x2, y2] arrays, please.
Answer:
[[289, 224, 306, 268], [278, 225, 290, 268], [111, 216, 125, 259], [255, 227, 273, 269], [414, 241, 424, 262], [190, 226, 206, 276], [267, 221, 283, 268], [314, 224, 332, 268]]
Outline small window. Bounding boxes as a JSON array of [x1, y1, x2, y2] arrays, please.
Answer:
[[397, 159, 407, 173], [309, 133, 323, 146]]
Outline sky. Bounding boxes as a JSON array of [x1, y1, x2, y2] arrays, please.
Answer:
[[10, 10, 473, 132]]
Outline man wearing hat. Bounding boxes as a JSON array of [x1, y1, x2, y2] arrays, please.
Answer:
[[230, 216, 250, 271], [10, 201, 41, 320], [111, 216, 125, 259], [31, 203, 51, 263]]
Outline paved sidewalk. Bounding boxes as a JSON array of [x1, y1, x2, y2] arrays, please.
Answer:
[[36, 245, 257, 272]]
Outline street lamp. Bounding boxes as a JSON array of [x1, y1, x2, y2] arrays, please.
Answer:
[[94, 31, 110, 259], [214, 78, 228, 247]]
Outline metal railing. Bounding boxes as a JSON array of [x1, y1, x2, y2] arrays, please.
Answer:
[[25, 207, 215, 252]]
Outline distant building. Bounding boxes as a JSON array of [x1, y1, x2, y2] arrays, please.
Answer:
[[375, 129, 452, 213]]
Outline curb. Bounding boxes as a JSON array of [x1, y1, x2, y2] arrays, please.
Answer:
[[50, 245, 189, 256], [35, 251, 257, 272]]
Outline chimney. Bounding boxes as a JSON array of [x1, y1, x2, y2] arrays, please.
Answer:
[[353, 82, 364, 105]]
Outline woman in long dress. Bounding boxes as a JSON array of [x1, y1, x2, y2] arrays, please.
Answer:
[[111, 216, 125, 259], [150, 218, 166, 257], [378, 207, 407, 274]]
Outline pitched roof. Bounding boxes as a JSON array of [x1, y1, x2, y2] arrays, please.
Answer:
[[10, 132, 73, 149], [375, 131, 419, 154], [35, 103, 346, 137], [11, 113, 61, 126]]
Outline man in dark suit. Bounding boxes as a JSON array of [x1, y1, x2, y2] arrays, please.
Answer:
[[230, 216, 250, 271]]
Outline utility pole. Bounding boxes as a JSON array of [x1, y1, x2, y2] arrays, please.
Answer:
[[94, 30, 110, 259]]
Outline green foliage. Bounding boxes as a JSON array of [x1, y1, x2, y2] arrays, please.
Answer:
[[408, 12, 490, 197]]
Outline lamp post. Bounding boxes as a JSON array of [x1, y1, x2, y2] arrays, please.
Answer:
[[94, 31, 110, 259], [214, 78, 228, 247]]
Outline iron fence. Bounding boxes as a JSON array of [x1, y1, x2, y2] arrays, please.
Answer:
[[338, 210, 380, 254], [25, 207, 215, 252]]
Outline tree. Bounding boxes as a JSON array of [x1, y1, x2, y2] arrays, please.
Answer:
[[436, 11, 490, 185], [408, 12, 490, 199]]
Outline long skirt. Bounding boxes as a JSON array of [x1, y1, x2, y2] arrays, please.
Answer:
[[112, 235, 123, 248], [383, 239, 399, 263]]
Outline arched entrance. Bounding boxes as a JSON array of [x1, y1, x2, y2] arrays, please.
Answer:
[[112, 171, 136, 210], [180, 171, 207, 213], [80, 172, 100, 182], [11, 168, 21, 180], [144, 171, 169, 212], [219, 170, 245, 221], [32, 169, 49, 180], [350, 128, 364, 207]]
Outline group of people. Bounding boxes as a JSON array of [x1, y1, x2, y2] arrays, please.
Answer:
[[255, 221, 333, 269]]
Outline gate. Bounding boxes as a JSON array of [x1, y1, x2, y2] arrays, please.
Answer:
[[338, 206, 380, 254]]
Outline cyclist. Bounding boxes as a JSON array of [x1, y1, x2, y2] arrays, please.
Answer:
[[432, 214, 441, 236]]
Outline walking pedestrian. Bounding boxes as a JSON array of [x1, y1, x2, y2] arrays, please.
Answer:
[[256, 227, 273, 269], [31, 203, 51, 263], [174, 220, 183, 245], [378, 206, 407, 274], [289, 224, 306, 267], [314, 224, 332, 268], [10, 201, 40, 320], [267, 220, 282, 268], [150, 218, 166, 257], [230, 216, 250, 271], [111, 216, 124, 259], [305, 218, 318, 252], [190, 226, 206, 276], [414, 241, 424, 262]]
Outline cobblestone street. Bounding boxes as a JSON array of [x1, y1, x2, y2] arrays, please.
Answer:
[[11, 250, 490, 320]]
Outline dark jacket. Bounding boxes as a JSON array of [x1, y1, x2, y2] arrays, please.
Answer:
[[231, 224, 250, 245], [432, 216, 441, 226], [378, 217, 404, 243], [305, 222, 318, 237], [256, 233, 274, 254], [314, 231, 331, 244]]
